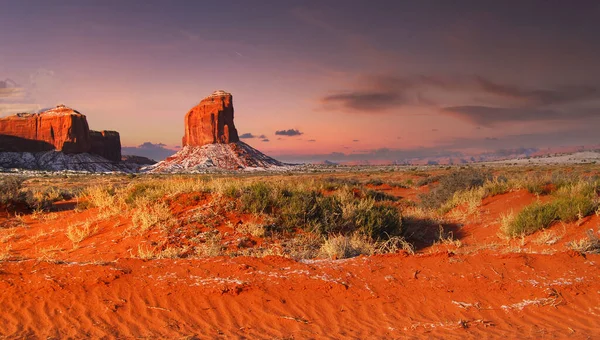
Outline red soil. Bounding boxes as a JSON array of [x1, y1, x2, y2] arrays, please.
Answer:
[[1, 186, 599, 338]]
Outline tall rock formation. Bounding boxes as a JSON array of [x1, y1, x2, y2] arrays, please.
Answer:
[[182, 90, 239, 147], [90, 130, 122, 162], [146, 90, 286, 173], [0, 105, 124, 165], [0, 105, 91, 153]]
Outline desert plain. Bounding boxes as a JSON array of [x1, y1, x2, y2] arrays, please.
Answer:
[[0, 164, 599, 339]]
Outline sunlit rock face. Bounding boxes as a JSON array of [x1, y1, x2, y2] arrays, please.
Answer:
[[182, 90, 239, 147], [0, 105, 91, 153], [146, 90, 286, 173]]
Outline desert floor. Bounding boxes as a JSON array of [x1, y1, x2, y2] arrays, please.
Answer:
[[1, 165, 599, 339]]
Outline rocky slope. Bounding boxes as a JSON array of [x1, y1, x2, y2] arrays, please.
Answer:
[[0, 151, 139, 173], [145, 142, 286, 173]]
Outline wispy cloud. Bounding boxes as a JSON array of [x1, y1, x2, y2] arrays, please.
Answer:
[[320, 74, 600, 119]]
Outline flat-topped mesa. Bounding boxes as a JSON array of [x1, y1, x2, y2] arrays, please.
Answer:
[[0, 104, 91, 153], [90, 130, 122, 162], [182, 90, 240, 147]]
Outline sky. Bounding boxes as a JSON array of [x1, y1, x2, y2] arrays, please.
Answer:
[[1, 0, 600, 162]]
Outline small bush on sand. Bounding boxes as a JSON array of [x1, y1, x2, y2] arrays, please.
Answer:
[[419, 169, 491, 210], [131, 199, 175, 234], [365, 178, 384, 186], [66, 220, 97, 247], [319, 234, 374, 259], [0, 177, 24, 207], [568, 230, 600, 254], [239, 182, 402, 239], [552, 181, 598, 222], [502, 202, 557, 237], [240, 182, 276, 214]]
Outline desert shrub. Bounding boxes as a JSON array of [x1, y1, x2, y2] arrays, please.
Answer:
[[440, 186, 486, 215], [551, 181, 598, 222], [568, 230, 600, 254], [483, 176, 511, 197], [363, 189, 398, 202], [124, 182, 162, 204], [240, 182, 276, 214], [502, 202, 558, 237], [0, 177, 24, 207], [278, 191, 343, 234], [365, 178, 384, 186], [131, 199, 175, 234], [66, 220, 97, 246], [518, 173, 551, 195], [416, 175, 440, 187], [550, 171, 579, 190], [553, 195, 596, 223], [238, 181, 402, 239], [352, 203, 401, 239], [419, 169, 491, 210], [319, 234, 374, 259]]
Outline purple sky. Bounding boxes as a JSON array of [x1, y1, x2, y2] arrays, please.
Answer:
[[1, 1, 600, 162]]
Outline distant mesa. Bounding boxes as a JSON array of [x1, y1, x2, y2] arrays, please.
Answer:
[[0, 104, 121, 161], [146, 90, 287, 172], [0, 105, 138, 172]]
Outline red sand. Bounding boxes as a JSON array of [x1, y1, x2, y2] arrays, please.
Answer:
[[1, 186, 600, 338]]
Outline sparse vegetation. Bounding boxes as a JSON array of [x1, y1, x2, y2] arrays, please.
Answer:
[[319, 234, 374, 259], [568, 230, 600, 254], [66, 220, 97, 247], [501, 202, 558, 237], [419, 169, 491, 210]]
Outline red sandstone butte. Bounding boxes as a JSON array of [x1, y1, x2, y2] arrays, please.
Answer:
[[0, 105, 91, 153], [182, 90, 239, 147], [90, 130, 122, 162]]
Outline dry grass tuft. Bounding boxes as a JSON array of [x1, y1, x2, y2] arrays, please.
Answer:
[[568, 229, 600, 254], [0, 245, 11, 261], [131, 199, 176, 234], [66, 220, 97, 247], [319, 234, 375, 259], [137, 245, 157, 260], [195, 232, 224, 257]]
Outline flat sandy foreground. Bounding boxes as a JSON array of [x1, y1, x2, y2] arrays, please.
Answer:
[[1, 168, 600, 338], [1, 252, 599, 338]]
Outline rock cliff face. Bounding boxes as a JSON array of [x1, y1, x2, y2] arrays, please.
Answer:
[[90, 130, 122, 162], [0, 105, 91, 153], [146, 90, 286, 173], [182, 90, 239, 147], [0, 105, 125, 169]]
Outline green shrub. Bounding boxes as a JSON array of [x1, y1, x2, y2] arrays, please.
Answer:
[[365, 178, 384, 186], [278, 191, 342, 234], [551, 181, 598, 222], [240, 182, 275, 214], [237, 181, 402, 239], [419, 169, 491, 209], [363, 189, 398, 202], [0, 177, 24, 206], [553, 195, 596, 223], [125, 182, 161, 204], [352, 203, 401, 239], [504, 202, 557, 237]]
